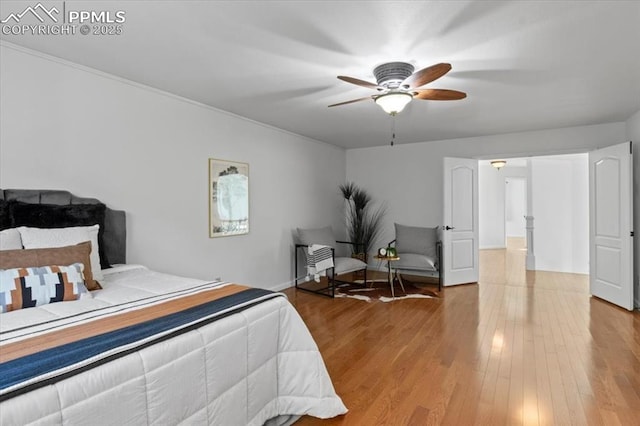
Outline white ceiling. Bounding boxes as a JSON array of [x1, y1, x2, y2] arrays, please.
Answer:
[[2, 1, 639, 149]]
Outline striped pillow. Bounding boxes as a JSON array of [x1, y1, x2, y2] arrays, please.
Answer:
[[0, 263, 90, 313]]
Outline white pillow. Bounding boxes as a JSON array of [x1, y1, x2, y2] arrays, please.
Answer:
[[18, 225, 103, 281], [0, 228, 23, 250]]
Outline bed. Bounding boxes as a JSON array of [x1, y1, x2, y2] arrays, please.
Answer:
[[0, 189, 347, 425]]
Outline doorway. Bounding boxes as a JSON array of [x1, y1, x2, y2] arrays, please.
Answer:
[[446, 143, 633, 310], [478, 154, 589, 275], [478, 158, 528, 251]]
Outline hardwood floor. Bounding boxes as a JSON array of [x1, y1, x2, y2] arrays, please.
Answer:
[[283, 241, 640, 425]]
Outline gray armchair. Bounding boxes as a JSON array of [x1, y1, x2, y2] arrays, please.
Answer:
[[294, 226, 367, 297], [388, 223, 442, 291]]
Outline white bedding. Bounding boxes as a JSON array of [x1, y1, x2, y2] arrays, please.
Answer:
[[0, 266, 347, 425], [1, 265, 222, 337]]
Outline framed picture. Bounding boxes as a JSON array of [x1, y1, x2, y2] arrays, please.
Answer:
[[209, 158, 249, 238]]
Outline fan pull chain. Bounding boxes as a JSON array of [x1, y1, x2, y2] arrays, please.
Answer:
[[390, 116, 396, 146]]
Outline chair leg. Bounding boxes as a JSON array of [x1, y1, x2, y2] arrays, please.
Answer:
[[330, 267, 335, 298], [294, 248, 299, 289], [437, 241, 443, 292]]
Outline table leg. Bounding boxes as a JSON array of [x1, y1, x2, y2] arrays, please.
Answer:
[[395, 269, 406, 294], [388, 260, 394, 298]]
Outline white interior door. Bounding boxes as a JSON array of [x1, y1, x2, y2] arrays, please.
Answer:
[[589, 142, 634, 310], [443, 157, 479, 286]]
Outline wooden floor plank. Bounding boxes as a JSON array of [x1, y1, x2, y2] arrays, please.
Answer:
[[286, 239, 640, 425]]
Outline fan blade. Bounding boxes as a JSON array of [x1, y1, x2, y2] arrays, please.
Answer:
[[337, 75, 380, 89], [328, 96, 372, 107], [401, 63, 452, 89], [413, 89, 467, 101]]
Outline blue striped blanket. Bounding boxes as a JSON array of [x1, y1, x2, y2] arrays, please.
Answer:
[[0, 285, 279, 401]]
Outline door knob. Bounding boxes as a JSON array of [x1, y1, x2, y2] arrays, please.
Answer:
[[445, 226, 455, 230]]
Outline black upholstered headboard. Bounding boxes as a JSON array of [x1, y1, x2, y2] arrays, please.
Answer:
[[0, 189, 126, 264]]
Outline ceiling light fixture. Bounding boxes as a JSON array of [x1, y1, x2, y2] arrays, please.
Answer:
[[375, 92, 413, 115], [330, 61, 466, 115], [491, 160, 507, 170]]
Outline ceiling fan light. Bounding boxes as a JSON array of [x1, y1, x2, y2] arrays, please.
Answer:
[[491, 160, 507, 170], [375, 92, 413, 115]]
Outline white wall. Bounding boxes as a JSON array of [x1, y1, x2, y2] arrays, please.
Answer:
[[505, 178, 526, 238], [479, 163, 527, 248], [625, 109, 640, 308], [0, 44, 346, 290], [530, 155, 588, 274], [571, 156, 590, 274], [347, 122, 628, 264]]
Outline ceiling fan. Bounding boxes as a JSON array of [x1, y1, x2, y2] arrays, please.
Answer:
[[329, 62, 466, 115]]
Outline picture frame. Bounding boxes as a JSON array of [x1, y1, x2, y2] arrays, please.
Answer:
[[209, 158, 249, 238]]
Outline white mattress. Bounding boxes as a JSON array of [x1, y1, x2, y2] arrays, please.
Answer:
[[0, 265, 347, 425]]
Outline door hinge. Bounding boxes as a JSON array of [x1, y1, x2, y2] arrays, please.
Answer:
[[631, 231, 634, 237]]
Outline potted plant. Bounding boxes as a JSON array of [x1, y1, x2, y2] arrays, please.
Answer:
[[339, 182, 386, 263]]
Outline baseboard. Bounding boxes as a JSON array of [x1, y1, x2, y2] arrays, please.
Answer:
[[479, 245, 506, 250], [272, 280, 295, 292]]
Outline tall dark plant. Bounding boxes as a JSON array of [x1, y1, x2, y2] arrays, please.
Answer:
[[339, 182, 386, 257]]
